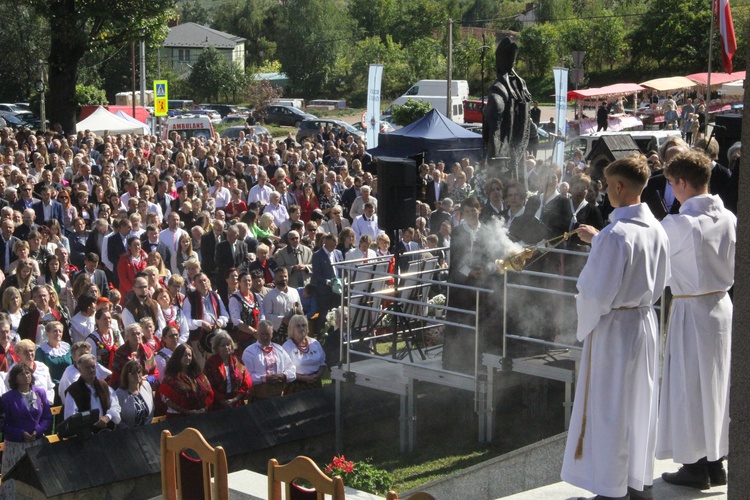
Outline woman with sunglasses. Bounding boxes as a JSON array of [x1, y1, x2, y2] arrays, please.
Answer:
[[56, 189, 78, 229]]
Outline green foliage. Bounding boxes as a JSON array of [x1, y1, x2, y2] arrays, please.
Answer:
[[186, 46, 247, 102], [628, 0, 711, 71], [178, 0, 211, 24], [518, 23, 560, 78], [275, 0, 353, 98], [212, 0, 278, 69], [324, 455, 392, 495], [536, 0, 573, 23], [74, 84, 107, 106], [0, 4, 49, 102], [391, 98, 433, 126]]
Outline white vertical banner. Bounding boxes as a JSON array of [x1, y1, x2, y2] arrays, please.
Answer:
[[366, 64, 384, 148], [552, 67, 569, 168]]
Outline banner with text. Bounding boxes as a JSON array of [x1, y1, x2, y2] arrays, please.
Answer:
[[552, 68, 568, 168], [366, 64, 384, 148]]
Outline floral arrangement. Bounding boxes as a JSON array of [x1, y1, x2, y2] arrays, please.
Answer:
[[324, 455, 392, 495], [426, 294, 447, 318]]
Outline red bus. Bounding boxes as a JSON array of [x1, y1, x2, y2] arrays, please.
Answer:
[[463, 99, 485, 123]]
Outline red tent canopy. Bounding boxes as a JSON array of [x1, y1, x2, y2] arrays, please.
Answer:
[[567, 83, 645, 101], [685, 71, 745, 85]]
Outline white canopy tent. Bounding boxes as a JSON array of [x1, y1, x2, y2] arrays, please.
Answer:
[[76, 106, 145, 135], [113, 110, 151, 134], [721, 80, 744, 97]]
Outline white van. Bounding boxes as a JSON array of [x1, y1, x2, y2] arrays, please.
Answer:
[[384, 95, 465, 123], [271, 98, 305, 109], [564, 130, 682, 161], [162, 114, 215, 141], [403, 80, 470, 101]]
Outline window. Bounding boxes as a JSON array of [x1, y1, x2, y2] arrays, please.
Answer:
[[178, 49, 191, 62]]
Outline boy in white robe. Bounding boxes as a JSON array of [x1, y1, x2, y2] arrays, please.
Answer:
[[657, 150, 735, 489], [561, 155, 670, 499]]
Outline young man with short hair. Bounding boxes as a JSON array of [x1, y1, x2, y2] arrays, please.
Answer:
[[561, 155, 670, 499]]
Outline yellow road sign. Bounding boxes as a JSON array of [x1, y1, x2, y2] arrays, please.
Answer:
[[153, 80, 169, 117]]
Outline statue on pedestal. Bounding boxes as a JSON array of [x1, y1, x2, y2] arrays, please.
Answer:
[[483, 37, 532, 181]]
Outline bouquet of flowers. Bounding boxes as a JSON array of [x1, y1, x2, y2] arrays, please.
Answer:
[[324, 455, 392, 495], [426, 294, 447, 318]]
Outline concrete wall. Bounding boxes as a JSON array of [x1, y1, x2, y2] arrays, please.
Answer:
[[403, 433, 567, 499]]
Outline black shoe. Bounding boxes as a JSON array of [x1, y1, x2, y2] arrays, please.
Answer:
[[707, 461, 727, 486], [628, 485, 653, 499], [662, 465, 711, 490]]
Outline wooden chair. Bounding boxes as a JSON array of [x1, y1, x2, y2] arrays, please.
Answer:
[[386, 492, 435, 500], [161, 428, 229, 500], [268, 455, 345, 500]]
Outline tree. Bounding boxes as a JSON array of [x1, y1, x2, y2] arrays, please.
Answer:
[[244, 78, 282, 122], [275, 0, 353, 98], [0, 4, 48, 103], [518, 23, 560, 78], [21, 0, 174, 134], [212, 0, 279, 70], [179, 0, 211, 24], [628, 0, 710, 71], [187, 46, 232, 102], [391, 98, 433, 126]]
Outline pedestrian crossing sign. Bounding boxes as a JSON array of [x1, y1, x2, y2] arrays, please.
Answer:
[[153, 80, 169, 117]]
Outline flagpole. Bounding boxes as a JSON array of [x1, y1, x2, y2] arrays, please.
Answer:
[[706, 0, 716, 130]]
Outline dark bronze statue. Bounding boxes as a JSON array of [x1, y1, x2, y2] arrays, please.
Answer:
[[483, 37, 532, 181]]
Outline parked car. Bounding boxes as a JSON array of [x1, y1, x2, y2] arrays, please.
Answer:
[[296, 118, 365, 144], [264, 105, 316, 127], [189, 109, 222, 125], [199, 103, 239, 118], [0, 103, 24, 113], [220, 125, 272, 141], [221, 115, 249, 126], [0, 111, 28, 129]]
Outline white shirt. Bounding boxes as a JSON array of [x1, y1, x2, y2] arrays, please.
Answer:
[[263, 203, 289, 228], [70, 312, 96, 344], [248, 183, 273, 205], [121, 300, 167, 335], [282, 338, 326, 376], [101, 232, 114, 272], [63, 380, 122, 425], [6, 361, 56, 403], [261, 287, 301, 331], [159, 227, 188, 274], [58, 362, 112, 401], [211, 186, 231, 209], [351, 214, 381, 241], [182, 292, 229, 330], [241, 342, 296, 385]]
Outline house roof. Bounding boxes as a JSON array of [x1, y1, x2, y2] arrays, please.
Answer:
[[163, 22, 246, 49]]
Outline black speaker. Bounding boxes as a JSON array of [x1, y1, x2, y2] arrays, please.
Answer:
[[714, 114, 742, 166], [376, 157, 417, 233]]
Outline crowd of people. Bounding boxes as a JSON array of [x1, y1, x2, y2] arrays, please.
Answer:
[[0, 117, 738, 487]]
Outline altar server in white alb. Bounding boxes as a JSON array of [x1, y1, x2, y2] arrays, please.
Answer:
[[657, 150, 735, 490], [561, 155, 670, 499]]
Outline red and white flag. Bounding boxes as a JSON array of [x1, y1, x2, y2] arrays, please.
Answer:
[[716, 0, 737, 73]]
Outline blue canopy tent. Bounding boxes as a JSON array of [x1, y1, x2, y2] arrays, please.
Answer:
[[367, 109, 483, 165]]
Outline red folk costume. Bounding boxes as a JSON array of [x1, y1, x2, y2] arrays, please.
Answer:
[[116, 250, 148, 300], [203, 353, 252, 409], [110, 342, 159, 389], [157, 372, 214, 419], [0, 343, 19, 372]]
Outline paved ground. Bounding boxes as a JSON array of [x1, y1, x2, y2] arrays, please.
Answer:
[[499, 458, 728, 500]]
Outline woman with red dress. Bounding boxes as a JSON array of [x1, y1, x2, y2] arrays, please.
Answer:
[[110, 323, 158, 389], [296, 183, 319, 223], [86, 308, 122, 372], [157, 344, 214, 419], [203, 330, 251, 409], [117, 236, 148, 301], [224, 188, 247, 219]]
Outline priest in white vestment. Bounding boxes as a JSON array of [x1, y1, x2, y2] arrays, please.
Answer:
[[561, 156, 670, 499], [657, 150, 735, 489]]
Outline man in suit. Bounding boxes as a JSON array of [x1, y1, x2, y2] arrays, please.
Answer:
[[322, 206, 351, 236], [140, 224, 172, 268], [276, 181, 298, 210], [340, 176, 362, 221], [274, 230, 313, 288], [13, 208, 39, 240], [33, 185, 64, 227], [311, 233, 344, 333], [0, 219, 19, 274], [643, 142, 689, 220], [425, 170, 448, 210], [74, 253, 110, 298], [12, 183, 36, 213], [67, 217, 89, 270], [394, 227, 420, 274], [429, 198, 453, 235], [105, 218, 132, 284], [200, 220, 225, 284], [215, 225, 249, 282], [695, 138, 733, 204], [71, 163, 100, 195], [154, 180, 173, 222], [86, 219, 110, 257]]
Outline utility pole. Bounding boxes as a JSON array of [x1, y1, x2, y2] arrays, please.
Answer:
[[131, 41, 137, 118], [480, 33, 491, 107], [140, 40, 147, 107], [447, 18, 453, 119], [37, 60, 46, 134]]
